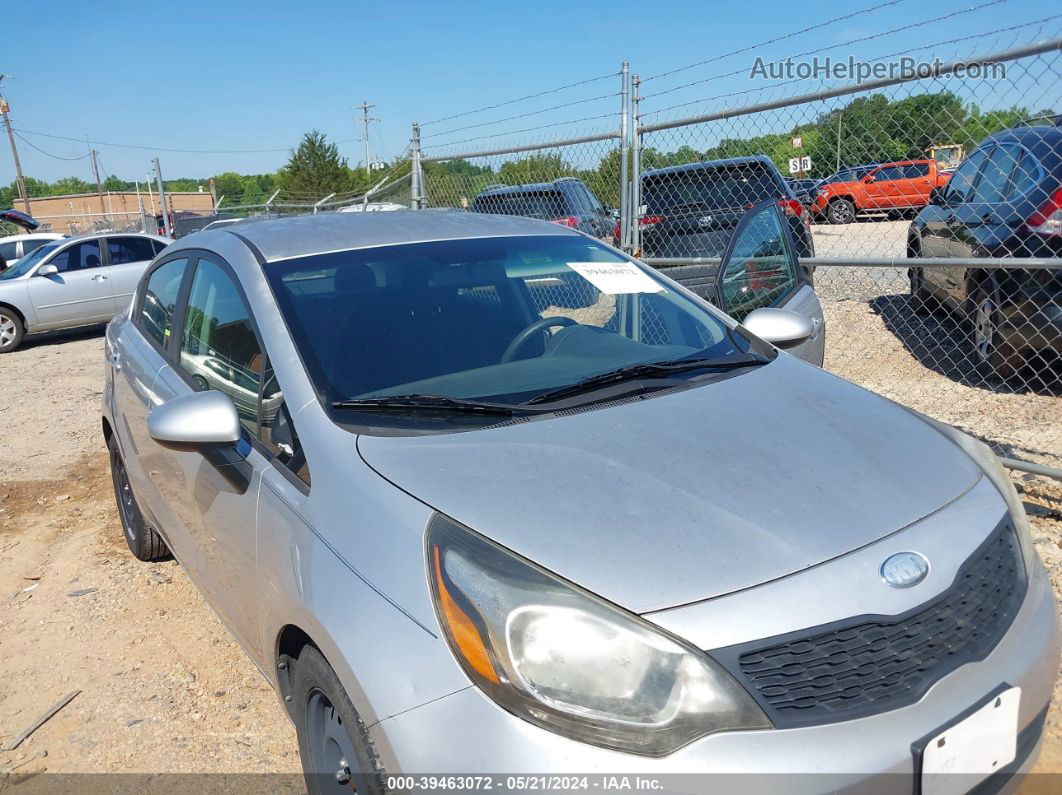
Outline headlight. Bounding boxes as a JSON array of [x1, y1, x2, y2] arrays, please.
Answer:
[[920, 415, 1036, 571], [426, 514, 770, 756]]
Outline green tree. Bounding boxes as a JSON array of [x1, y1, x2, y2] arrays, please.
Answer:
[[276, 130, 356, 198]]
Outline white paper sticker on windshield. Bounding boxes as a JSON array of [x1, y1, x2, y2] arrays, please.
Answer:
[[566, 262, 664, 294]]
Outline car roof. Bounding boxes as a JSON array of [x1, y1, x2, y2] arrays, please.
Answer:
[[197, 209, 578, 263], [0, 232, 63, 243], [476, 178, 580, 197], [984, 124, 1062, 147], [641, 155, 779, 179]]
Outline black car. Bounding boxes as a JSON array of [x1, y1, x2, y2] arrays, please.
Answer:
[[785, 177, 821, 208], [638, 156, 815, 260], [471, 178, 615, 244], [908, 124, 1062, 379]]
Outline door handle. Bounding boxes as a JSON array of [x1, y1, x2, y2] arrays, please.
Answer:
[[93, 274, 108, 282], [108, 352, 122, 371]]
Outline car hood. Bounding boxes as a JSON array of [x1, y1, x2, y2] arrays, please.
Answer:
[[356, 355, 980, 614]]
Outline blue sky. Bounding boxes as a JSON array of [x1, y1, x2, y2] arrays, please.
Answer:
[[1, 0, 1058, 183]]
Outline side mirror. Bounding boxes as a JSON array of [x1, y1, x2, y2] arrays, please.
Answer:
[[929, 186, 947, 206], [36, 263, 58, 277], [862, 174, 875, 184], [742, 308, 814, 349], [148, 391, 249, 493]]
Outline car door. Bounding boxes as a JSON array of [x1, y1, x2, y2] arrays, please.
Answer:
[[25, 238, 117, 328], [947, 144, 1021, 305], [105, 236, 162, 313], [862, 164, 906, 209], [145, 254, 271, 658], [112, 255, 193, 519], [902, 162, 933, 206], [716, 199, 824, 366]]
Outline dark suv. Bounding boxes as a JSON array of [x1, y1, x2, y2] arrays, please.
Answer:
[[907, 123, 1062, 379], [638, 156, 815, 260], [471, 178, 615, 244]]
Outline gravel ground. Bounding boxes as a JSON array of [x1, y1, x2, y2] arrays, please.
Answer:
[[0, 315, 1059, 784]]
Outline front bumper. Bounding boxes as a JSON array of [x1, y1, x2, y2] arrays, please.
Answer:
[[369, 478, 1060, 791]]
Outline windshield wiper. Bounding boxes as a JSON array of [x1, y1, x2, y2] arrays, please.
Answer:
[[525, 354, 769, 406], [332, 393, 522, 416]]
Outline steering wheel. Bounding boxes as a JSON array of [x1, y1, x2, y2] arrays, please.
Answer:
[[500, 316, 578, 363]]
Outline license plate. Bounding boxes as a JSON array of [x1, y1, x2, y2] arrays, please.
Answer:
[[921, 687, 1020, 795]]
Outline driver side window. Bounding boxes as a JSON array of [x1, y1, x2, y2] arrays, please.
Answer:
[[719, 204, 797, 321]]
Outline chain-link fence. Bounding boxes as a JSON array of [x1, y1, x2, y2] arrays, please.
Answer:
[[402, 32, 1061, 472], [16, 210, 154, 236]]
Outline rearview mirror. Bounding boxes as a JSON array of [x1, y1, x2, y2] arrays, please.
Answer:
[[742, 308, 814, 349], [148, 391, 249, 493], [36, 263, 58, 277]]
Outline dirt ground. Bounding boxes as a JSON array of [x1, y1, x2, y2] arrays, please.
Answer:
[[0, 317, 1059, 783]]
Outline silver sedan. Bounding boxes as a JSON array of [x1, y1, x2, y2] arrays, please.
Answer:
[[102, 209, 1058, 793]]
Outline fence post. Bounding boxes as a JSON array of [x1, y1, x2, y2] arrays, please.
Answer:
[[313, 192, 336, 214], [410, 122, 425, 210], [265, 190, 280, 217], [618, 61, 630, 252], [630, 74, 642, 257]]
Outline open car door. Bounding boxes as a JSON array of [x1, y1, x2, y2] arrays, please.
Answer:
[[716, 199, 825, 366]]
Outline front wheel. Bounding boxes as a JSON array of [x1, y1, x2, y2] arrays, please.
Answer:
[[108, 435, 169, 561], [0, 307, 24, 353], [293, 645, 385, 795], [827, 198, 855, 224], [969, 285, 1021, 382]]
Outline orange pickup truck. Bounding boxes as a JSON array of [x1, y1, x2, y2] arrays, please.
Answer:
[[812, 159, 951, 224]]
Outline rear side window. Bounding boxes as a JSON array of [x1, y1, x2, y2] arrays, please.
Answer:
[[904, 163, 930, 178], [643, 167, 781, 213], [972, 145, 1021, 204], [943, 148, 989, 204], [473, 191, 568, 219], [108, 237, 157, 264], [50, 240, 102, 273], [1008, 150, 1041, 200], [179, 259, 263, 434], [22, 238, 50, 256], [139, 258, 189, 348]]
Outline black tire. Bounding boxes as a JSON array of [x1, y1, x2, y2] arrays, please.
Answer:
[[292, 645, 386, 795], [108, 435, 169, 561], [0, 307, 25, 353], [969, 283, 1022, 382], [827, 198, 855, 225], [908, 266, 938, 316]]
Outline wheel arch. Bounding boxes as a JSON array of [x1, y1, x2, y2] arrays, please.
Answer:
[[0, 300, 26, 326]]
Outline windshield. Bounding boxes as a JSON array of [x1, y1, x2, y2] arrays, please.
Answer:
[[266, 235, 760, 426], [643, 167, 782, 213], [0, 241, 61, 280]]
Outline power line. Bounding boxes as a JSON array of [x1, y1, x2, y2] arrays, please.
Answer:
[[641, 0, 1011, 104], [12, 130, 91, 161], [423, 92, 619, 140], [641, 0, 912, 83], [422, 112, 620, 152], [420, 71, 620, 127], [632, 13, 1057, 119], [12, 127, 360, 155]]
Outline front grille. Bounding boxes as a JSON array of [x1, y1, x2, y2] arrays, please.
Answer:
[[713, 519, 1026, 727]]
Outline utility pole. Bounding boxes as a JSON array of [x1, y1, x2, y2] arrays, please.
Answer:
[[89, 148, 106, 214], [353, 101, 376, 177], [153, 158, 171, 238], [0, 75, 31, 214]]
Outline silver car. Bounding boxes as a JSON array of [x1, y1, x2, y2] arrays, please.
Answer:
[[102, 208, 1058, 793], [0, 232, 170, 352]]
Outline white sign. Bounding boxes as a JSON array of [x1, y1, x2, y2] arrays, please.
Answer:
[[567, 262, 663, 295], [788, 156, 812, 174], [792, 136, 802, 148]]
